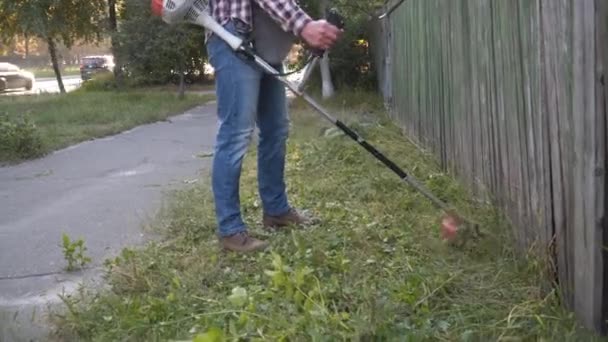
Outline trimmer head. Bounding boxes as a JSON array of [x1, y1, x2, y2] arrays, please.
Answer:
[[440, 210, 482, 246], [440, 212, 461, 241]]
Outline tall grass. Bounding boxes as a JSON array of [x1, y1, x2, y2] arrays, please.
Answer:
[[0, 90, 213, 163], [52, 91, 598, 341]]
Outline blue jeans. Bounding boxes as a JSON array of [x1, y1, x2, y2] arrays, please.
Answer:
[[207, 20, 291, 237]]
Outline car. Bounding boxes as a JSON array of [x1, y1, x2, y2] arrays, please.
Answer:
[[0, 62, 35, 92], [80, 55, 115, 81]]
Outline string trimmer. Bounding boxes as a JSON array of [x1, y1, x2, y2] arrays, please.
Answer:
[[151, 0, 481, 243]]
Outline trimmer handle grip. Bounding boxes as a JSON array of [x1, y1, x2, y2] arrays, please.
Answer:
[[326, 8, 345, 30], [310, 7, 345, 57]]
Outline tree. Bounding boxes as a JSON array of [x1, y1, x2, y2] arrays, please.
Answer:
[[0, 0, 106, 93], [0, 37, 15, 56], [296, 0, 384, 91], [108, 0, 126, 86], [108, 0, 119, 33], [114, 0, 207, 95]]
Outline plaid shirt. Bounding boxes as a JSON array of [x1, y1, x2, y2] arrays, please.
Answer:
[[209, 0, 312, 36]]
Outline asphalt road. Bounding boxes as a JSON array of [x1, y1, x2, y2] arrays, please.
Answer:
[[0, 75, 82, 96], [0, 101, 218, 341]]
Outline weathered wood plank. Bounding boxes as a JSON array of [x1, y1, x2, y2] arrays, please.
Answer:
[[487, 0, 502, 199], [597, 0, 608, 334], [477, 0, 493, 199], [572, 0, 604, 331], [539, 0, 574, 307], [516, 0, 534, 247], [527, 0, 554, 293]]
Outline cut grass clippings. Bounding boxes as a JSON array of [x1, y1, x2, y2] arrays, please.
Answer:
[[0, 90, 214, 163], [52, 91, 598, 341]]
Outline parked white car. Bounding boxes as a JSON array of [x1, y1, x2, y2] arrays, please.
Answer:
[[0, 63, 34, 91]]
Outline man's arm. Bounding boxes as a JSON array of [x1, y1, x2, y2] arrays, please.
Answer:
[[253, 0, 342, 50]]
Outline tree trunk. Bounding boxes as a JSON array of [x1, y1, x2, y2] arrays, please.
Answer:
[[24, 33, 29, 58], [319, 0, 335, 99], [320, 52, 335, 99], [178, 65, 185, 99], [47, 37, 65, 94], [108, 0, 117, 31], [108, 0, 124, 87]]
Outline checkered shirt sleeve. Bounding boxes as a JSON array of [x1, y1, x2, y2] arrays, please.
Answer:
[[210, 0, 312, 37], [253, 0, 312, 36]]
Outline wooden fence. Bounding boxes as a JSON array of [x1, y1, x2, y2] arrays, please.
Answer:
[[370, 0, 607, 334]]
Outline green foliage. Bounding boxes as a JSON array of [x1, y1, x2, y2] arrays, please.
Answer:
[[0, 112, 44, 161], [0, 0, 106, 90], [114, 0, 208, 86], [326, 18, 377, 90], [295, 0, 384, 90], [52, 91, 597, 341], [192, 327, 224, 342], [0, 0, 106, 51], [61, 233, 92, 272], [80, 73, 119, 92]]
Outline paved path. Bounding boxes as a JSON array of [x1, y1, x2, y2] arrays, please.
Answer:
[[0, 101, 218, 341]]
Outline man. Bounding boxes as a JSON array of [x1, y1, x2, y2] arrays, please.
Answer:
[[206, 0, 342, 252]]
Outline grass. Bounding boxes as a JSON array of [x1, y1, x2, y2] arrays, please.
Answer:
[[51, 91, 600, 341], [26, 65, 81, 78], [0, 89, 214, 163], [144, 82, 217, 94]]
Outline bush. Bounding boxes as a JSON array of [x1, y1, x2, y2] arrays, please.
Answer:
[[324, 17, 378, 90], [0, 113, 44, 161], [291, 7, 378, 91], [79, 72, 119, 92], [112, 0, 208, 86]]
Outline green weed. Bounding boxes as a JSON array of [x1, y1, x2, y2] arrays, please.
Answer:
[[51, 91, 600, 341], [61, 233, 92, 272], [0, 112, 44, 161]]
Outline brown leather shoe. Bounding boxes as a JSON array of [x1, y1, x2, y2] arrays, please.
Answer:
[[263, 208, 318, 229], [220, 232, 269, 253]]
